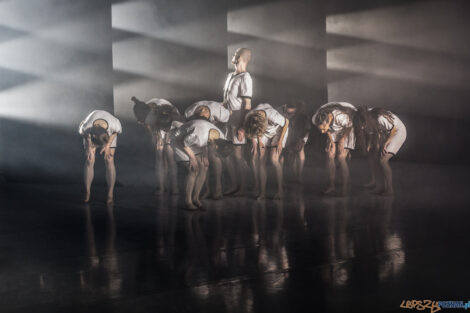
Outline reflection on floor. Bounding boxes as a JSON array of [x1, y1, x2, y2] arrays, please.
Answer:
[[0, 162, 469, 313]]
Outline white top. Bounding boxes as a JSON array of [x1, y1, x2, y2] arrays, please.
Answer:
[[251, 103, 286, 138], [312, 102, 356, 133], [172, 119, 225, 155], [184, 100, 230, 123], [78, 110, 122, 136], [144, 98, 180, 127], [377, 112, 404, 133], [223, 72, 253, 111]]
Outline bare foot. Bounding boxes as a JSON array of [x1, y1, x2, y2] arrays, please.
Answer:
[[371, 188, 385, 195], [106, 197, 114, 205], [193, 199, 203, 208], [224, 186, 239, 196], [83, 192, 91, 203], [323, 186, 336, 195], [184, 201, 198, 211], [380, 190, 394, 197], [233, 189, 245, 197], [273, 191, 283, 200], [256, 194, 266, 201], [363, 181, 376, 188], [212, 193, 223, 200]]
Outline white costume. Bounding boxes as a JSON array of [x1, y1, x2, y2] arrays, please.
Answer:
[[251, 103, 289, 148], [377, 112, 406, 155], [171, 119, 225, 162], [312, 102, 357, 150], [184, 100, 230, 124], [144, 98, 180, 145], [223, 72, 253, 144], [79, 110, 122, 148]]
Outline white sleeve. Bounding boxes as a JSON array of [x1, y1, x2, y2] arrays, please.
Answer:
[[335, 113, 352, 128], [184, 103, 196, 119], [216, 105, 231, 123], [378, 115, 394, 131], [269, 109, 286, 127], [240, 74, 253, 98], [78, 111, 96, 135], [111, 117, 122, 134], [183, 130, 199, 147]]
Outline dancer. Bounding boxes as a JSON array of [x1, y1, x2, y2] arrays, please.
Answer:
[[185, 101, 231, 199], [132, 97, 181, 195], [171, 119, 231, 210], [245, 103, 289, 200], [312, 102, 357, 196], [356, 107, 407, 196], [78, 110, 122, 204], [277, 101, 311, 183], [222, 47, 253, 195]]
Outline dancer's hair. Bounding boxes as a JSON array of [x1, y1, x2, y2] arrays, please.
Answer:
[[287, 100, 306, 114], [232, 48, 252, 64], [194, 105, 210, 120], [154, 104, 179, 131], [89, 126, 109, 147], [245, 111, 267, 139], [354, 106, 393, 154], [314, 103, 356, 126], [133, 101, 150, 123]]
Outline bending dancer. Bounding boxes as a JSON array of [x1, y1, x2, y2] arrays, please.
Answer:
[[277, 101, 311, 183], [132, 97, 181, 195], [245, 103, 289, 200], [312, 102, 357, 196], [171, 119, 231, 210], [185, 101, 230, 199], [356, 107, 407, 196], [222, 47, 253, 196], [79, 110, 122, 204]]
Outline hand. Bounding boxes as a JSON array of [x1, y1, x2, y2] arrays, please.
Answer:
[[382, 142, 389, 156], [100, 144, 112, 160], [189, 157, 199, 171], [276, 142, 283, 155], [251, 138, 258, 154], [237, 128, 245, 142]]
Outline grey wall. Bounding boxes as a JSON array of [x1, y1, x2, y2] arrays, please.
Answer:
[[0, 0, 468, 183], [325, 0, 470, 163]]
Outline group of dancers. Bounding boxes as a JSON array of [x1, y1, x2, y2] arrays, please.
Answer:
[[78, 48, 407, 209]]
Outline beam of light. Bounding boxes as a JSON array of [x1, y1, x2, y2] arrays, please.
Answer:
[[111, 0, 226, 53], [326, 0, 470, 57], [228, 0, 324, 50]]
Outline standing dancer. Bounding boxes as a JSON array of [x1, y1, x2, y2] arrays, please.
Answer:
[[245, 103, 289, 200], [171, 119, 231, 210], [222, 48, 253, 196], [132, 97, 181, 195], [356, 107, 407, 196], [185, 101, 231, 199], [312, 102, 357, 196], [277, 101, 311, 183], [79, 110, 122, 204]]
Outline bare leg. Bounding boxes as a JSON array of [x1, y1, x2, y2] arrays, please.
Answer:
[[257, 145, 267, 200], [337, 148, 350, 196], [185, 163, 198, 210], [251, 143, 260, 196], [165, 145, 179, 194], [297, 146, 305, 183], [324, 142, 336, 194], [155, 138, 165, 194], [380, 153, 394, 196], [233, 145, 248, 196], [364, 153, 377, 188], [208, 145, 223, 199], [193, 155, 209, 208], [223, 148, 237, 195], [104, 149, 116, 204], [271, 148, 283, 199], [83, 147, 96, 202]]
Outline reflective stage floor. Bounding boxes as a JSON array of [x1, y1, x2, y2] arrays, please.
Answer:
[[0, 162, 469, 313]]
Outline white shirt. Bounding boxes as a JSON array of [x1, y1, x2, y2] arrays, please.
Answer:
[[78, 110, 122, 136], [172, 119, 225, 155], [312, 102, 356, 133], [185, 100, 230, 123], [144, 98, 180, 127], [223, 72, 253, 111], [377, 112, 404, 133], [251, 103, 286, 138]]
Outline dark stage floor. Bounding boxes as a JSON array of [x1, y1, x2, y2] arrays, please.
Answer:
[[1, 162, 469, 313]]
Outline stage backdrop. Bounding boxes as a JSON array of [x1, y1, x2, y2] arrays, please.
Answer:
[[0, 0, 468, 183]]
